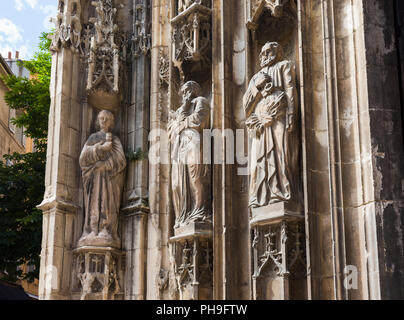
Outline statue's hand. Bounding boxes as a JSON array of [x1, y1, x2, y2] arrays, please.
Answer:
[[255, 72, 271, 90], [95, 160, 107, 170], [97, 140, 113, 153]]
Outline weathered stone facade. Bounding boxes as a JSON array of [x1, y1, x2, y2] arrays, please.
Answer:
[[38, 0, 404, 300]]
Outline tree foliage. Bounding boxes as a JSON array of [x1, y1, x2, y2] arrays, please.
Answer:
[[0, 32, 51, 282]]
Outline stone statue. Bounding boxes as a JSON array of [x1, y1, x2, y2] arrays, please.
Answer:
[[78, 110, 126, 247], [243, 42, 298, 208], [168, 81, 211, 228]]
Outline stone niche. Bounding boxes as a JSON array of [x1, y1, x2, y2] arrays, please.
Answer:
[[168, 0, 213, 300], [245, 0, 307, 300]]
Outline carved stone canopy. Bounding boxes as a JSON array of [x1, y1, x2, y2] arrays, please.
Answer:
[[86, 0, 121, 109], [247, 0, 295, 30], [171, 1, 212, 81]]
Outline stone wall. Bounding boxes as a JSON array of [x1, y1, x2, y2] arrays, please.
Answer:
[[37, 0, 404, 300]]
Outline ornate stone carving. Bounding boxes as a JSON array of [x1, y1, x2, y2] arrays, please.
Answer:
[[243, 42, 298, 208], [50, 0, 82, 52], [171, 238, 212, 300], [178, 0, 211, 14], [248, 0, 296, 31], [86, 0, 120, 93], [159, 49, 170, 87], [251, 219, 305, 300], [78, 110, 127, 248], [171, 1, 212, 81], [131, 0, 151, 58], [252, 223, 288, 278], [72, 249, 123, 300], [168, 81, 211, 229], [158, 269, 169, 292]]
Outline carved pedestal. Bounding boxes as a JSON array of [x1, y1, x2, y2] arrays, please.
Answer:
[[170, 223, 213, 300], [251, 205, 306, 300], [71, 247, 124, 300]]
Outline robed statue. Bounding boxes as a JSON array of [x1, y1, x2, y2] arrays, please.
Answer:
[[243, 42, 298, 208], [78, 110, 126, 247], [168, 81, 211, 228]]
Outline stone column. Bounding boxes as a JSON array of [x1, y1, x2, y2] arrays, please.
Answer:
[[38, 0, 83, 300], [211, 0, 252, 300], [299, 0, 404, 300], [122, 0, 151, 300], [146, 0, 172, 300]]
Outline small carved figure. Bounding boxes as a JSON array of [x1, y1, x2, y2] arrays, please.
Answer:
[[168, 81, 211, 228], [243, 42, 298, 208], [78, 110, 126, 247]]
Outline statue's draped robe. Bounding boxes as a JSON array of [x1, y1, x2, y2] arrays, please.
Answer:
[[79, 132, 126, 240], [169, 97, 210, 226], [243, 60, 296, 207]]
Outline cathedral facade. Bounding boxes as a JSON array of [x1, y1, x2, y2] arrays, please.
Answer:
[[38, 0, 404, 300]]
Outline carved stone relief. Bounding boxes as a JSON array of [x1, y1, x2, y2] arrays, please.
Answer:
[[168, 81, 211, 229], [171, 238, 212, 300], [78, 110, 127, 249], [131, 0, 151, 58], [86, 0, 120, 94], [72, 249, 123, 300], [50, 0, 82, 52], [171, 0, 212, 82], [251, 220, 305, 300], [243, 41, 298, 209], [248, 0, 296, 30], [159, 48, 170, 87]]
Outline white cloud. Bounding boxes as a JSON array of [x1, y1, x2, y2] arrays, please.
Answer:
[[0, 19, 33, 60], [25, 0, 38, 9], [0, 18, 23, 43], [40, 5, 58, 30], [14, 0, 38, 11], [14, 0, 25, 11]]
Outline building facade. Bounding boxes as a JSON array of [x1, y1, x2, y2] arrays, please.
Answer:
[[38, 0, 404, 300], [0, 54, 26, 160], [1, 52, 37, 298]]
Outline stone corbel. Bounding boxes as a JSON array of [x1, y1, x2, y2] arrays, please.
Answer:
[[169, 232, 213, 300], [72, 247, 124, 300]]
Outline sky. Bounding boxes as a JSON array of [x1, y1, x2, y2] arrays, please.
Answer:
[[0, 0, 57, 60]]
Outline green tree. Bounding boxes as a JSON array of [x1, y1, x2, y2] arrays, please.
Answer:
[[0, 32, 51, 282]]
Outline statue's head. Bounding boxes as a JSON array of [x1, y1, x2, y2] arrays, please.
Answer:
[[96, 110, 115, 132], [180, 80, 202, 103], [259, 42, 283, 68]]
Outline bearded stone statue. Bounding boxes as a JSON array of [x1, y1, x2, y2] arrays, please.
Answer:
[[243, 42, 298, 208], [168, 81, 211, 229]]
